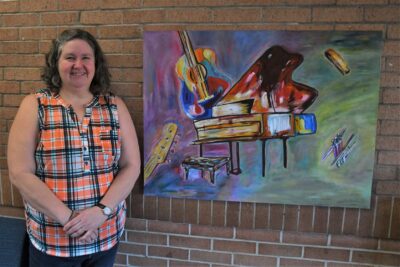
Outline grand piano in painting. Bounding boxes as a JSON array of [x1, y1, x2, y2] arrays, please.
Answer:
[[177, 31, 319, 177]]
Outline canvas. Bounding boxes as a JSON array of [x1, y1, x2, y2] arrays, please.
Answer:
[[143, 30, 383, 208]]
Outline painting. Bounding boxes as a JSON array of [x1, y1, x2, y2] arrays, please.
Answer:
[[143, 30, 383, 208]]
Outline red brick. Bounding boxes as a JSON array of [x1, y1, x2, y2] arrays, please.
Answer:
[[198, 199, 212, 225], [81, 11, 123, 25], [382, 89, 400, 104], [259, 243, 302, 257], [386, 56, 400, 72], [236, 228, 280, 242], [190, 250, 231, 265], [384, 41, 400, 56], [365, 7, 400, 22], [214, 8, 262, 23], [0, 107, 18, 120], [378, 151, 400, 165], [373, 196, 392, 238], [358, 198, 375, 237], [0, 55, 44, 67], [0, 0, 18, 13], [337, 0, 388, 4], [352, 251, 400, 266], [124, 218, 146, 231], [19, 0, 58, 12], [157, 197, 170, 221], [212, 200, 225, 227], [124, 9, 167, 23], [380, 239, 400, 252], [269, 204, 284, 230], [381, 72, 400, 88], [283, 232, 328, 246], [98, 26, 142, 39], [263, 7, 311, 23], [41, 12, 79, 26], [304, 247, 350, 261], [101, 0, 141, 9], [99, 40, 123, 53], [0, 41, 38, 54], [313, 7, 363, 22], [169, 236, 211, 250], [378, 105, 400, 121], [254, 203, 268, 228], [117, 242, 146, 255], [280, 258, 325, 267], [239, 202, 254, 228], [131, 193, 144, 218], [149, 220, 189, 235], [233, 254, 276, 267], [109, 68, 142, 82], [283, 205, 299, 232], [143, 195, 157, 220], [314, 207, 328, 233], [191, 224, 233, 238], [107, 54, 142, 68], [214, 239, 256, 253], [376, 181, 400, 195], [342, 208, 359, 235], [299, 205, 314, 232], [328, 208, 344, 235], [166, 8, 212, 23], [1, 171, 12, 205], [169, 260, 209, 267], [148, 246, 188, 260], [114, 253, 127, 265], [184, 199, 198, 224], [19, 27, 58, 41], [330, 235, 378, 250], [20, 81, 46, 94], [0, 28, 18, 41], [2, 95, 24, 107], [226, 201, 239, 227], [3, 13, 40, 27], [127, 231, 167, 245], [128, 256, 168, 267], [390, 198, 400, 239], [374, 165, 398, 180], [122, 40, 143, 54], [0, 81, 19, 94], [335, 24, 386, 32], [58, 0, 100, 10], [171, 198, 185, 223], [388, 24, 400, 39]]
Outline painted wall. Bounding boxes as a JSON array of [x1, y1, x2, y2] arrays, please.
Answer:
[[0, 1, 399, 266]]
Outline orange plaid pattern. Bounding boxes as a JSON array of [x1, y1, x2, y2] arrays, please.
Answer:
[[26, 89, 125, 257]]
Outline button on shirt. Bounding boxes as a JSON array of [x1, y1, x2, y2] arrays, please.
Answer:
[[28, 89, 125, 257]]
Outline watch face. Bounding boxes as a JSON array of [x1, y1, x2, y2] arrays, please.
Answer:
[[103, 207, 112, 215]]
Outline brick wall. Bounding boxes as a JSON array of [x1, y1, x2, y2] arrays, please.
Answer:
[[0, 0, 399, 266]]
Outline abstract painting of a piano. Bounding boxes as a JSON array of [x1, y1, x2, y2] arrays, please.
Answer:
[[143, 30, 382, 208]]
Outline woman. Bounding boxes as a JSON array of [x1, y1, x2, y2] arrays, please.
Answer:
[[7, 29, 141, 266]]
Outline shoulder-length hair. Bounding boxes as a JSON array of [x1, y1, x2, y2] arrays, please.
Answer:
[[41, 29, 111, 95]]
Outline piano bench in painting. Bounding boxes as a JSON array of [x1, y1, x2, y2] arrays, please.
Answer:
[[181, 156, 230, 184]]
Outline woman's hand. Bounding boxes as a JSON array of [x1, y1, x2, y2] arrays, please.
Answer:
[[63, 206, 107, 238], [78, 229, 98, 244]]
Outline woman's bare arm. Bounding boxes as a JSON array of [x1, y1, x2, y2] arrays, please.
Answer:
[[7, 94, 72, 225]]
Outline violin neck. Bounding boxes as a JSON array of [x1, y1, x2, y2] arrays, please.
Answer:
[[178, 30, 209, 100]]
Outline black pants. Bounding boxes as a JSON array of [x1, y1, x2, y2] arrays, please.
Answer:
[[28, 241, 119, 267]]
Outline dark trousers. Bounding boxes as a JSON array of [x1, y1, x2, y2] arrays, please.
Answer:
[[29, 241, 119, 267]]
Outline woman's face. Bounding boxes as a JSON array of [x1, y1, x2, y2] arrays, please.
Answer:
[[57, 39, 95, 92]]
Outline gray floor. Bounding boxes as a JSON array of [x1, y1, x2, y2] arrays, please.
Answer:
[[0, 216, 27, 267]]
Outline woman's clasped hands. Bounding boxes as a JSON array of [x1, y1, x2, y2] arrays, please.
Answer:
[[63, 207, 108, 244]]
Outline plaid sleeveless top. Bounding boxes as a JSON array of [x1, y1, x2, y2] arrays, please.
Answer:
[[26, 89, 125, 257]]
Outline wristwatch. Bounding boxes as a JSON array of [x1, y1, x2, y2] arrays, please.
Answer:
[[96, 203, 112, 216]]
